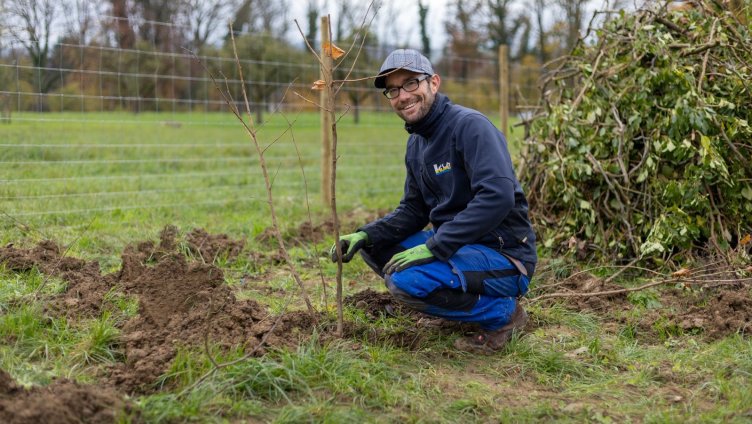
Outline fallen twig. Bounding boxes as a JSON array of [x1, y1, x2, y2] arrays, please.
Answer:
[[526, 268, 752, 304]]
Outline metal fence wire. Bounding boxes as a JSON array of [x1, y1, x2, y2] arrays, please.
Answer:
[[0, 17, 544, 233]]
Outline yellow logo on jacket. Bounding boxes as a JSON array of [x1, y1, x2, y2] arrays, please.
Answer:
[[433, 162, 452, 175]]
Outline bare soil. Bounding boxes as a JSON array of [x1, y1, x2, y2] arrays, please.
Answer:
[[0, 369, 136, 424], [0, 240, 116, 318], [635, 285, 752, 341], [0, 227, 317, 396], [109, 228, 318, 394], [256, 208, 390, 246], [344, 288, 416, 319], [186, 227, 246, 263], [538, 271, 752, 341]]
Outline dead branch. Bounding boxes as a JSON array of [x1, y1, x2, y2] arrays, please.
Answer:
[[526, 265, 752, 304]]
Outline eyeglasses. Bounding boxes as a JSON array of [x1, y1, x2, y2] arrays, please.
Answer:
[[382, 74, 431, 99]]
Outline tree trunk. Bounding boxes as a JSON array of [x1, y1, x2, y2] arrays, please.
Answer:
[[111, 0, 136, 49]]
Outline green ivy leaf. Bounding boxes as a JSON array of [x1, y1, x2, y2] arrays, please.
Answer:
[[742, 186, 752, 201]]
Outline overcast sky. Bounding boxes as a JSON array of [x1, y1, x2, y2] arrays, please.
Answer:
[[286, 0, 451, 55], [285, 0, 636, 56]]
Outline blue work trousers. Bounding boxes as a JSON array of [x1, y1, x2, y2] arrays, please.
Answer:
[[360, 230, 530, 331]]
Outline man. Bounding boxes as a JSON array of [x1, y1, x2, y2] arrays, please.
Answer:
[[331, 49, 537, 353]]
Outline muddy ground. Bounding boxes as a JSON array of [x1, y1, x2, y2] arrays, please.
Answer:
[[0, 369, 136, 424], [533, 268, 752, 342], [0, 224, 750, 423]]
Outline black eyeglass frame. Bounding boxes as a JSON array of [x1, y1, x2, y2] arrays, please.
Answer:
[[382, 74, 432, 99]]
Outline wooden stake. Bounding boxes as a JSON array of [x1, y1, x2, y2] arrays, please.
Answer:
[[498, 44, 509, 136], [320, 16, 333, 206]]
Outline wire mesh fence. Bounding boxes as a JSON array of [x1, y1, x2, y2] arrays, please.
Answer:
[[0, 16, 544, 236]]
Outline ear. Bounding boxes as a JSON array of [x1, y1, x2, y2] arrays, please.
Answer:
[[429, 74, 440, 93]]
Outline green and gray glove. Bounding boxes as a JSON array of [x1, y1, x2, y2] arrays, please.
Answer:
[[383, 244, 435, 274], [330, 231, 369, 263]]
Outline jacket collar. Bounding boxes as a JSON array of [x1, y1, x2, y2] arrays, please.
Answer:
[[404, 93, 449, 138]]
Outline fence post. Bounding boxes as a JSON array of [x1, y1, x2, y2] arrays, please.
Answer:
[[498, 44, 509, 136], [320, 16, 333, 206]]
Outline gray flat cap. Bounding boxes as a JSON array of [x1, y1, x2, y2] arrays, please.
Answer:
[[374, 49, 434, 89]]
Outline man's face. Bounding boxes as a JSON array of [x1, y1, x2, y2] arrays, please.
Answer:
[[384, 70, 440, 124]]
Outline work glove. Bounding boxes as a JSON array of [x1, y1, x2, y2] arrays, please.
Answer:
[[330, 231, 369, 263], [383, 244, 435, 274]]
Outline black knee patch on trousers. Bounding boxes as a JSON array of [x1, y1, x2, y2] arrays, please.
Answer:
[[423, 289, 478, 312], [463, 269, 520, 294]]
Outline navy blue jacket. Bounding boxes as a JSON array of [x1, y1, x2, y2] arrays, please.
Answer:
[[360, 93, 537, 267]]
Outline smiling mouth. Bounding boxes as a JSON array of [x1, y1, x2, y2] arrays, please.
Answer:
[[400, 101, 419, 111]]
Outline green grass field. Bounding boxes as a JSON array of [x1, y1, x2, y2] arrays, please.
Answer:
[[1, 111, 751, 423], [1, 111, 416, 256]]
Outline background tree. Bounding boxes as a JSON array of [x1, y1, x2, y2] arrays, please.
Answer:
[[486, 0, 533, 60], [333, 0, 379, 124], [555, 0, 591, 52], [62, 0, 104, 45], [335, 0, 355, 41], [4, 0, 57, 95], [531, 0, 548, 63], [511, 14, 532, 59], [418, 0, 430, 57], [305, 0, 318, 50], [228, 33, 304, 124], [179, 0, 238, 51], [133, 0, 183, 50], [444, 0, 484, 81], [229, 0, 290, 39], [4, 0, 55, 67], [109, 0, 136, 49], [486, 0, 514, 50]]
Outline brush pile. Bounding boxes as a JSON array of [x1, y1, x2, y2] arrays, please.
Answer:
[[522, 1, 752, 262]]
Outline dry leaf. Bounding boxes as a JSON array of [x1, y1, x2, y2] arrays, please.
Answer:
[[672, 268, 691, 278], [740, 234, 752, 246], [311, 80, 327, 90], [322, 42, 345, 60]]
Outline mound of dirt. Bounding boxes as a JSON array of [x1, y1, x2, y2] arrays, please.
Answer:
[[0, 369, 135, 424], [0, 227, 318, 395], [0, 240, 116, 318], [344, 288, 411, 318], [108, 228, 318, 394], [257, 208, 390, 246], [186, 228, 245, 263]]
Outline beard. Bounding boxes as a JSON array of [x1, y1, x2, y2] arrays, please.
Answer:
[[393, 87, 436, 124]]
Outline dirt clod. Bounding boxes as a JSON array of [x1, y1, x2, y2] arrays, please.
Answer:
[[344, 288, 415, 319], [186, 228, 246, 263], [0, 369, 135, 424], [0, 240, 115, 318]]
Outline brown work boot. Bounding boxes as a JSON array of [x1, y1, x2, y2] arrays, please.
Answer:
[[453, 303, 528, 354]]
